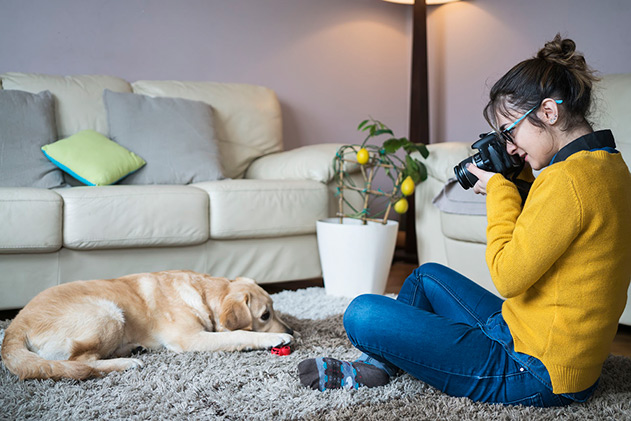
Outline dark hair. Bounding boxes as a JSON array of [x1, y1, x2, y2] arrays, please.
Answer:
[[483, 34, 598, 132]]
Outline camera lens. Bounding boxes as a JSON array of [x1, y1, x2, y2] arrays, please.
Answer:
[[454, 155, 479, 190], [454, 131, 523, 190]]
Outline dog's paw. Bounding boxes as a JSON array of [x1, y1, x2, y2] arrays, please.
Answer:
[[256, 332, 293, 349], [122, 358, 144, 370], [91, 357, 144, 373], [270, 333, 293, 348]]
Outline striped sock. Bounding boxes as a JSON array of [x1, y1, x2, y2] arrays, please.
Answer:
[[298, 357, 390, 391]]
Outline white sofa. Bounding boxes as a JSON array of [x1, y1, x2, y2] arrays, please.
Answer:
[[0, 72, 348, 310], [413, 73, 631, 326]]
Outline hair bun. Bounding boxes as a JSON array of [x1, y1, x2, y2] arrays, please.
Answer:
[[537, 34, 586, 70], [485, 34, 597, 132]]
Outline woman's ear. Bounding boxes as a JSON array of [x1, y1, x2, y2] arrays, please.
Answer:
[[541, 98, 560, 125]]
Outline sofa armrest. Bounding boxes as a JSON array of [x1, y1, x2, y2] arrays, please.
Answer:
[[412, 142, 473, 184], [412, 141, 475, 269], [245, 143, 358, 183]]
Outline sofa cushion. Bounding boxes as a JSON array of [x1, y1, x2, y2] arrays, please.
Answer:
[[0, 188, 62, 253], [0, 72, 132, 138], [42, 130, 146, 186], [104, 90, 224, 185], [440, 212, 487, 244], [417, 142, 475, 184], [0, 89, 66, 188], [433, 178, 486, 216], [132, 81, 283, 179], [245, 143, 354, 183], [57, 185, 209, 249], [193, 179, 328, 240]]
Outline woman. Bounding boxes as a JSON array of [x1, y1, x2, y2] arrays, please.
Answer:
[[298, 35, 631, 407]]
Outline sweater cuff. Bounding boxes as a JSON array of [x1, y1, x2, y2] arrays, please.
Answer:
[[486, 173, 523, 218], [486, 173, 513, 192]]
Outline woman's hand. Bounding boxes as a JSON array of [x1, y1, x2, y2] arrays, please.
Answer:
[[466, 164, 495, 195]]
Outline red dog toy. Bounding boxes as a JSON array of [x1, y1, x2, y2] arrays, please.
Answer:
[[271, 345, 291, 356]]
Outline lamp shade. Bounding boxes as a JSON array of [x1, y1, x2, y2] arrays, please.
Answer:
[[382, 0, 461, 4]]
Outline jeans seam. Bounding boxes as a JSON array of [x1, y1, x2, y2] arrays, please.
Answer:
[[479, 327, 554, 390], [410, 270, 420, 307], [414, 269, 487, 326]]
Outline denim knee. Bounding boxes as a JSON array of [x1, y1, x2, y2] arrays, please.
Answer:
[[397, 262, 442, 306], [344, 295, 375, 344], [398, 262, 463, 305], [414, 262, 449, 279], [402, 263, 449, 292], [343, 294, 390, 347]]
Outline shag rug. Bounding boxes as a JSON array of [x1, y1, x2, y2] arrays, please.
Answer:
[[1, 287, 630, 420]]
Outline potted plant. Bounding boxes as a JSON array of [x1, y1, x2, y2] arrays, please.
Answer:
[[317, 118, 429, 297]]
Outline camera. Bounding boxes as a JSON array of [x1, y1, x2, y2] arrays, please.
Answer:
[[454, 132, 524, 190]]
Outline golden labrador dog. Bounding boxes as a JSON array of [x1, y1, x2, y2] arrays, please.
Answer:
[[1, 270, 293, 380]]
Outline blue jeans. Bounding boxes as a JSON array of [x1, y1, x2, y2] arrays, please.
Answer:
[[343, 263, 595, 407]]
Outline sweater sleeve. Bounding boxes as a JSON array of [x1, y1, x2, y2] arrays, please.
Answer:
[[485, 170, 582, 298]]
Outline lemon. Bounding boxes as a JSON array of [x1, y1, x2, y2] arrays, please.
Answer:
[[394, 198, 409, 214], [400, 176, 415, 196], [356, 148, 370, 165]]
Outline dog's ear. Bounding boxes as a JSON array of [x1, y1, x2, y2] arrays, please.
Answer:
[[219, 292, 252, 331]]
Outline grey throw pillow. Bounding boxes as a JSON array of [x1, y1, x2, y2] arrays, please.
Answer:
[[104, 90, 224, 185], [0, 90, 65, 188]]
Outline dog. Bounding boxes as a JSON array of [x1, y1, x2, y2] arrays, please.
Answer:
[[1, 270, 293, 380]]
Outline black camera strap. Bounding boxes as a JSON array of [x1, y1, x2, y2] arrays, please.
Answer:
[[550, 129, 616, 165], [506, 162, 531, 205], [510, 129, 617, 205]]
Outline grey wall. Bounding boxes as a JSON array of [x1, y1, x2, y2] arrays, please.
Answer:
[[427, 0, 631, 144], [2, 0, 630, 156], [0, 0, 412, 151]]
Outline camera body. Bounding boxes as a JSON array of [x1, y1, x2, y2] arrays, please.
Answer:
[[454, 132, 523, 190]]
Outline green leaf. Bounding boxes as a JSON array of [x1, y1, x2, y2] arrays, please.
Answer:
[[357, 119, 370, 131], [402, 157, 428, 185], [382, 138, 407, 154], [417, 143, 430, 159], [372, 128, 394, 137], [405, 155, 420, 172], [405, 169, 420, 185], [417, 162, 428, 182], [403, 142, 430, 158], [360, 123, 377, 133]]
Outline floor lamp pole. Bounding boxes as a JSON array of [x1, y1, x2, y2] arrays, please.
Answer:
[[399, 0, 429, 264]]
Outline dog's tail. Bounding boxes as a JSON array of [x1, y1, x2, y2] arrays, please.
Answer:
[[1, 325, 97, 380]]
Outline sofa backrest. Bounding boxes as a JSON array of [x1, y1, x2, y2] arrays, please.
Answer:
[[0, 72, 132, 138], [593, 73, 631, 167], [132, 80, 283, 179], [0, 73, 283, 180]]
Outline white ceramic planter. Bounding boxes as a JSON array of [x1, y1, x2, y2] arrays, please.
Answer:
[[316, 217, 399, 298]]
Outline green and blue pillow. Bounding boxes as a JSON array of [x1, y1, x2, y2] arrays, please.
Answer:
[[41, 130, 146, 186]]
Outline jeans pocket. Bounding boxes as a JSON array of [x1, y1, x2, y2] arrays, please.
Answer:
[[506, 393, 544, 407]]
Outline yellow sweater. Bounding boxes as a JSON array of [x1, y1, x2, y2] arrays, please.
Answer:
[[486, 149, 631, 394]]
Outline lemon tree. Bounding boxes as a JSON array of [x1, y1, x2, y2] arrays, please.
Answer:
[[333, 118, 429, 224]]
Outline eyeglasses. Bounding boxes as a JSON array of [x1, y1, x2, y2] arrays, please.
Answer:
[[499, 99, 563, 144]]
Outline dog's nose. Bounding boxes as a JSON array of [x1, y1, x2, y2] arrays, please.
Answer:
[[286, 327, 294, 336]]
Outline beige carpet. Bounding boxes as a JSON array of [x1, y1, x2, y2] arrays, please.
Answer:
[[1, 287, 630, 420]]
